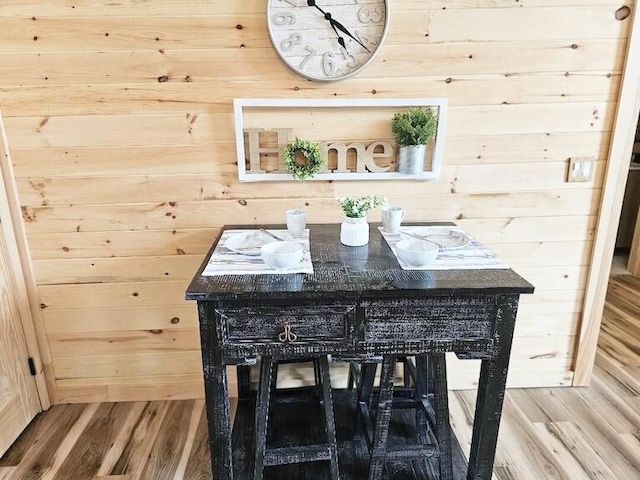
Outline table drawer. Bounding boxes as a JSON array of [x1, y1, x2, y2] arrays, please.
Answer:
[[362, 297, 495, 342], [215, 303, 355, 344]]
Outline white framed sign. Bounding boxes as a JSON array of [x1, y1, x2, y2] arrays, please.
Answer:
[[233, 98, 447, 182]]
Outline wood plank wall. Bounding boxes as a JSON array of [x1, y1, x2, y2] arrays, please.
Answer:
[[0, 0, 633, 404]]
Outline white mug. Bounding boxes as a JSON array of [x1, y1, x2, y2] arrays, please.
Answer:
[[286, 209, 306, 237], [382, 206, 405, 233]]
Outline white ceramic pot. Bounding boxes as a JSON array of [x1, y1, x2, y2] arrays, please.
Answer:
[[397, 144, 426, 174], [340, 216, 369, 246]]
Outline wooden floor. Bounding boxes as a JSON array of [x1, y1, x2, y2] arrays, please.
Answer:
[[1, 275, 639, 480]]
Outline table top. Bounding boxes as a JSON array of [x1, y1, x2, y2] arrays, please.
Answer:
[[185, 223, 534, 301]]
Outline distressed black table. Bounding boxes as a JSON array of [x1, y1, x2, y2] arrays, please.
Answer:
[[185, 223, 534, 480]]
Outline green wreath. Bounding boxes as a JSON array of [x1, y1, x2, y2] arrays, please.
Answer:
[[282, 138, 324, 181]]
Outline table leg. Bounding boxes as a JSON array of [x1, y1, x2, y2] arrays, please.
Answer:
[[198, 302, 234, 480], [203, 361, 233, 480], [466, 295, 519, 480]]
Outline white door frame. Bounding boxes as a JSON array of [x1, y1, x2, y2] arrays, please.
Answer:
[[0, 110, 51, 408], [573, 4, 640, 385]]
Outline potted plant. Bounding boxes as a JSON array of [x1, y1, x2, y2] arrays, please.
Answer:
[[282, 137, 325, 181], [336, 195, 386, 246], [391, 106, 438, 174]]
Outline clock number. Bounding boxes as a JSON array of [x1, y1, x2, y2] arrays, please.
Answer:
[[281, 33, 302, 52], [300, 45, 317, 70], [272, 12, 296, 26], [322, 52, 336, 76], [341, 48, 358, 68], [355, 30, 378, 49], [358, 7, 384, 23]]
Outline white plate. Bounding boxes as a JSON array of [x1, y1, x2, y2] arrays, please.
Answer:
[[400, 227, 472, 250], [225, 231, 273, 256]]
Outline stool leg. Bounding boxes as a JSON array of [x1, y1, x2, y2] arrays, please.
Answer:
[[432, 353, 453, 480], [317, 356, 340, 480], [237, 365, 252, 399], [253, 357, 276, 480], [368, 355, 397, 480], [403, 357, 412, 388], [415, 354, 429, 441], [359, 363, 378, 407], [347, 362, 360, 391], [354, 362, 377, 438]]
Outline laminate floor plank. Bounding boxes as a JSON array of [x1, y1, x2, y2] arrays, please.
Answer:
[[182, 403, 213, 480], [95, 476, 140, 479], [172, 399, 205, 480], [1, 275, 639, 479], [41, 403, 101, 480], [0, 404, 82, 468], [51, 402, 135, 480], [96, 402, 148, 477], [110, 401, 169, 476], [531, 421, 615, 480], [7, 404, 86, 479], [0, 468, 16, 480], [524, 388, 640, 480], [139, 400, 194, 480], [490, 395, 575, 479]]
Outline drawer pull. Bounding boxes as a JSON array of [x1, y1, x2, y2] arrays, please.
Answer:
[[278, 323, 298, 343]]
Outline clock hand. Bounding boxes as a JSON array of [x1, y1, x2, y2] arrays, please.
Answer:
[[307, 0, 328, 16], [306, 0, 361, 53], [329, 21, 348, 51], [329, 17, 370, 53]]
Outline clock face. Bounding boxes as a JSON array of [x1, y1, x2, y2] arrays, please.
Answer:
[[267, 0, 389, 82]]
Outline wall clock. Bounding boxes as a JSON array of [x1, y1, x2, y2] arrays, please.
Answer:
[[267, 0, 389, 82]]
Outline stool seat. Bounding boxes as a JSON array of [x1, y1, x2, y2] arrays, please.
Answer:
[[253, 356, 340, 480], [355, 354, 453, 480]]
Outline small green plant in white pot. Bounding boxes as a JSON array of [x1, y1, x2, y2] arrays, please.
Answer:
[[391, 106, 438, 174]]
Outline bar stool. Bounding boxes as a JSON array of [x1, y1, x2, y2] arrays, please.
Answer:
[[253, 355, 340, 480], [355, 353, 453, 480]]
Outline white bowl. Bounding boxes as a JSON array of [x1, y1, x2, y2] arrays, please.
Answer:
[[261, 241, 304, 270], [395, 239, 439, 267]]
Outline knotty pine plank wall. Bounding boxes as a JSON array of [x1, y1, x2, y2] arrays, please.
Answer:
[[0, 0, 633, 404]]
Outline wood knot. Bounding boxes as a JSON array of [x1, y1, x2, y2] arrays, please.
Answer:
[[615, 6, 631, 20], [21, 206, 36, 223]]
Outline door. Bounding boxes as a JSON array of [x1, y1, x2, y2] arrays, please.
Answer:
[[0, 215, 40, 457]]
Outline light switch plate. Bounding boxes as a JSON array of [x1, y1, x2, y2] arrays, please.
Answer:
[[567, 157, 594, 182]]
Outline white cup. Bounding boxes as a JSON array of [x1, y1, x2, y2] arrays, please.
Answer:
[[382, 206, 405, 233], [286, 209, 306, 237]]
